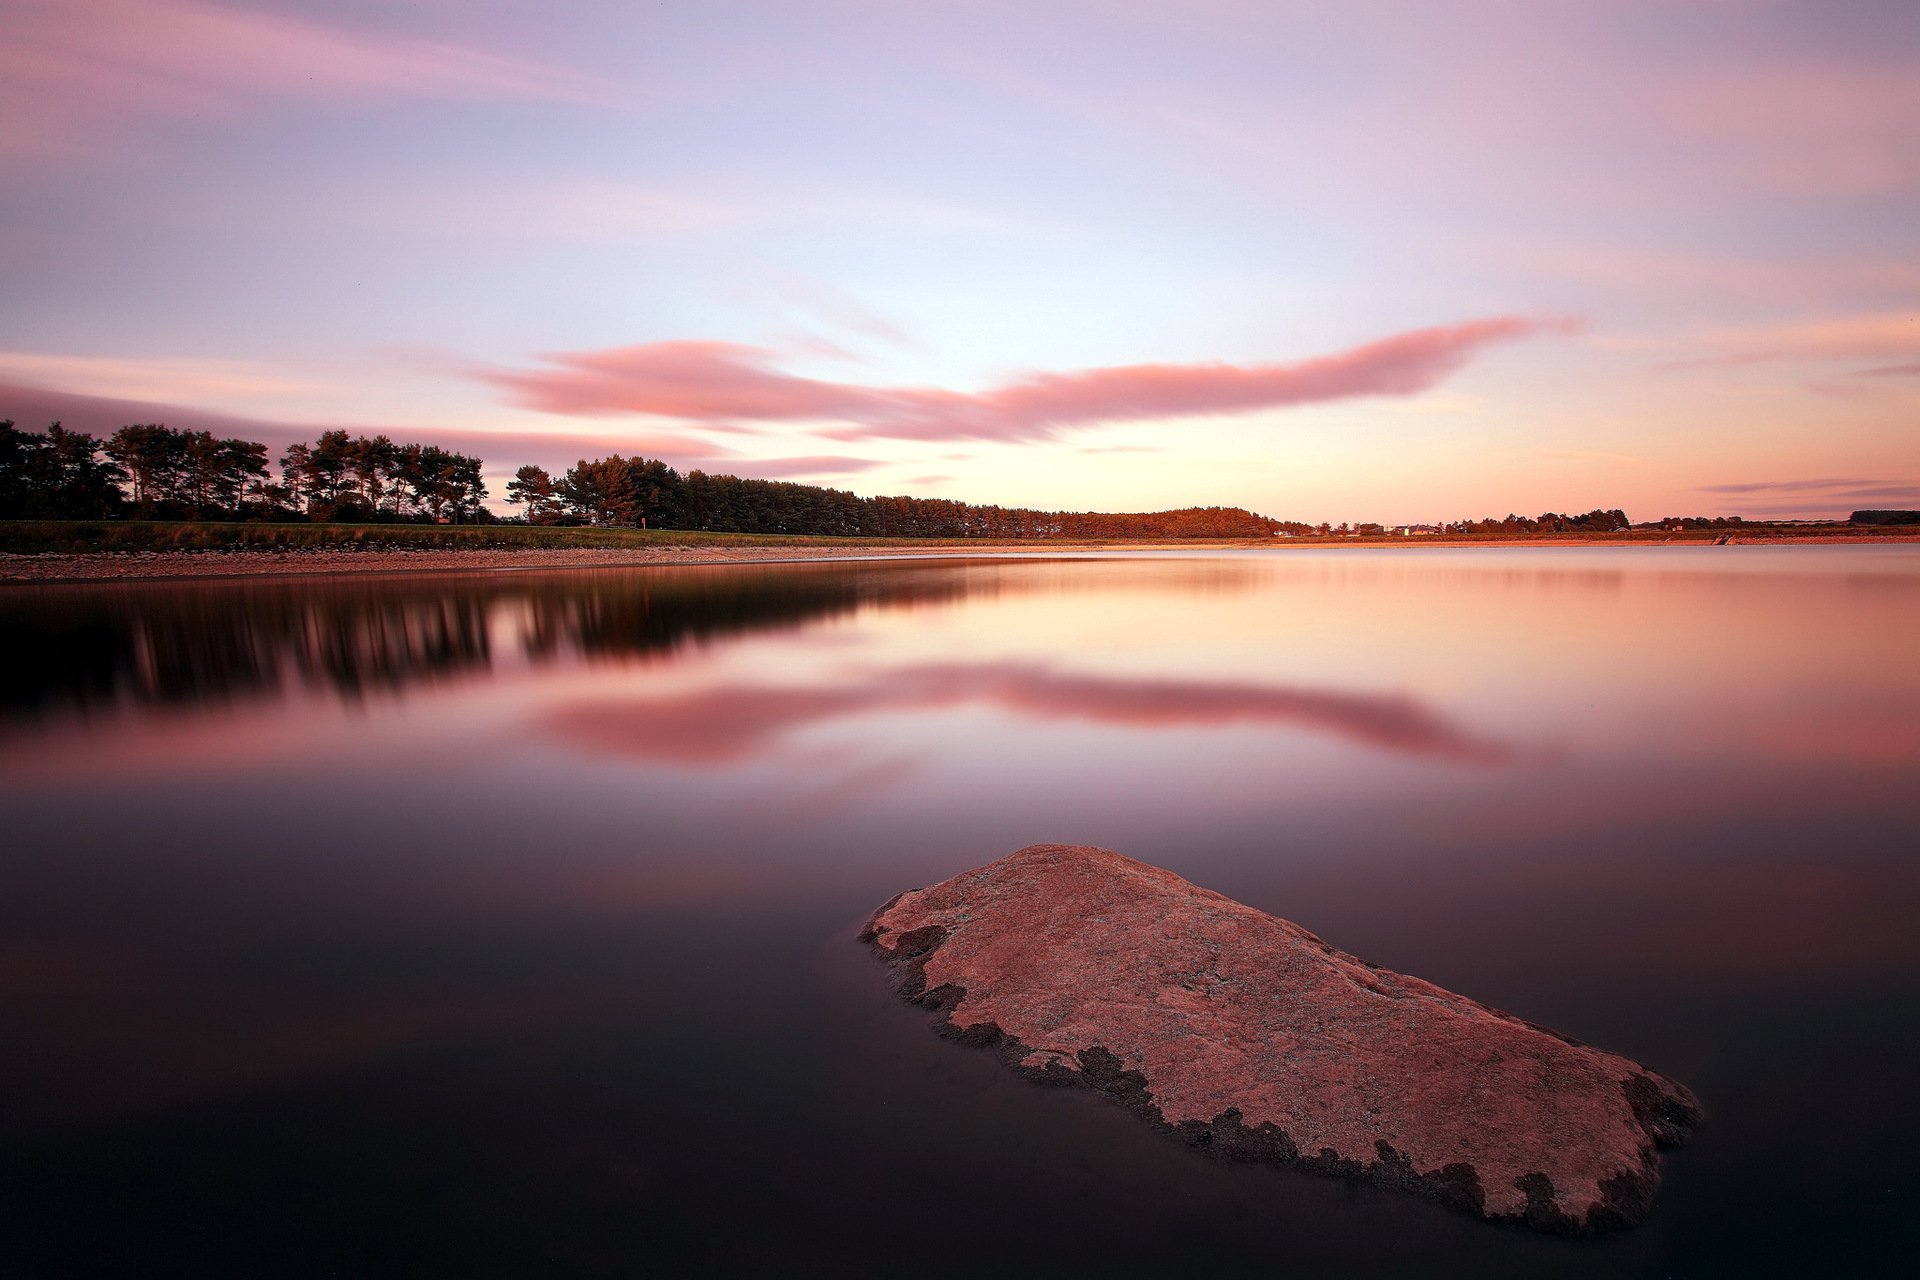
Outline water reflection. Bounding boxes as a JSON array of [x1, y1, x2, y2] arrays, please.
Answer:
[[546, 661, 1513, 765], [0, 564, 986, 718], [2, 560, 1296, 722], [1, 547, 1917, 1278]]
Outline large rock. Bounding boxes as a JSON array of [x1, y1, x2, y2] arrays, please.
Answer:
[[862, 844, 1700, 1232]]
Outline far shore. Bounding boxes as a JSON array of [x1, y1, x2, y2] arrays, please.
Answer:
[[2, 522, 1913, 585]]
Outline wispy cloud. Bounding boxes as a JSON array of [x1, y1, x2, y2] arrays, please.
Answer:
[[480, 317, 1562, 443], [1700, 478, 1920, 503], [1656, 311, 1920, 371], [1, 0, 619, 162], [1701, 478, 1877, 495], [0, 352, 313, 403], [1475, 238, 1920, 308], [1537, 448, 1648, 467], [733, 455, 886, 479], [768, 273, 922, 351], [344, 181, 744, 242]]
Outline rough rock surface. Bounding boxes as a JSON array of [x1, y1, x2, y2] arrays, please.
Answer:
[[862, 844, 1700, 1232]]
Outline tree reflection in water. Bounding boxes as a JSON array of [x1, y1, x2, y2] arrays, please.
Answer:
[[0, 564, 988, 719]]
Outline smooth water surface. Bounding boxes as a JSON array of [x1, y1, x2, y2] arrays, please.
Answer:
[[3, 547, 1917, 1277]]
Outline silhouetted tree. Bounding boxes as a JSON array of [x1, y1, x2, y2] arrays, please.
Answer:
[[1, 420, 125, 518], [107, 424, 188, 512], [278, 442, 316, 514], [556, 455, 681, 527], [506, 464, 561, 522], [103, 424, 274, 517], [350, 434, 399, 515], [398, 445, 487, 522], [534, 451, 1299, 539], [1442, 508, 1632, 536]]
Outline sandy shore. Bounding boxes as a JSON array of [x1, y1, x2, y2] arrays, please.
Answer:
[[3, 533, 1913, 585]]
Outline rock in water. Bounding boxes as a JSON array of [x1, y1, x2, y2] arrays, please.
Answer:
[[862, 844, 1700, 1232]]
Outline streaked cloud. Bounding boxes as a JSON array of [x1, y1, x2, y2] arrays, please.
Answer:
[[1657, 311, 1920, 371], [767, 273, 923, 351], [1537, 448, 1648, 468], [1, 0, 618, 162], [0, 352, 314, 404], [1699, 478, 1920, 503], [481, 317, 1562, 443], [734, 455, 886, 479], [340, 182, 746, 242]]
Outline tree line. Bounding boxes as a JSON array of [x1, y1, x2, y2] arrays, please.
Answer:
[[1440, 509, 1632, 535], [5, 417, 1666, 538], [1, 421, 488, 522], [503, 455, 1289, 538]]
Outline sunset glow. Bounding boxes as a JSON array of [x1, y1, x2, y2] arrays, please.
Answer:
[[5, 9, 1919, 1268], [4, 0, 1914, 521]]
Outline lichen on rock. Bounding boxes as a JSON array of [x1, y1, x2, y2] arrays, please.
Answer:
[[862, 844, 1700, 1232]]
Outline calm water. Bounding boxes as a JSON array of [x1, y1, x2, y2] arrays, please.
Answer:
[[2, 547, 1916, 1278]]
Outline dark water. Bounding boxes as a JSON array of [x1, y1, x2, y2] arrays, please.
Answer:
[[2, 547, 1916, 1278]]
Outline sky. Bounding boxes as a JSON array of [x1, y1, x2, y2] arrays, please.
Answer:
[[1, 0, 1915, 523]]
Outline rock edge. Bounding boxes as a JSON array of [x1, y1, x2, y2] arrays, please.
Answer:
[[861, 843, 1701, 1233]]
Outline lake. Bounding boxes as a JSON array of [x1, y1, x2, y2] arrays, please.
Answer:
[[2, 546, 1916, 1277]]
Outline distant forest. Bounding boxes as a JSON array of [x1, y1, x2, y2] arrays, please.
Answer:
[[0, 419, 1285, 538], [5, 416, 1703, 539], [503, 455, 1289, 538]]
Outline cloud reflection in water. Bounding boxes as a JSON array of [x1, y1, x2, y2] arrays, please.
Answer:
[[544, 661, 1514, 766]]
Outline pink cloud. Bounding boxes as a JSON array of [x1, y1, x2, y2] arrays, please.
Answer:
[[1657, 312, 1920, 372], [733, 455, 887, 478], [2, 0, 617, 163], [1159, 13, 1920, 209], [482, 341, 879, 421], [1699, 478, 1920, 500], [1701, 478, 1878, 495], [480, 317, 1560, 442]]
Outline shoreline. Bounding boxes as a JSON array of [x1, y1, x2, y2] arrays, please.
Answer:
[[3, 531, 1915, 586]]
